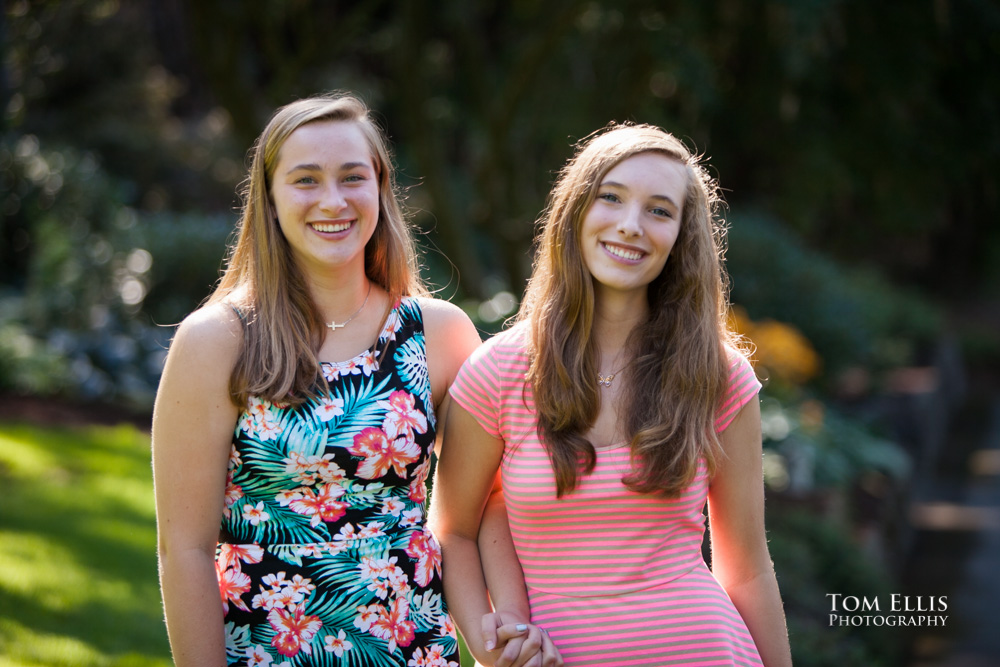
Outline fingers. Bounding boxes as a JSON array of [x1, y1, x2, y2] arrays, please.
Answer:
[[494, 622, 529, 643], [499, 624, 543, 667], [540, 627, 564, 667], [483, 614, 529, 658], [481, 613, 501, 652]]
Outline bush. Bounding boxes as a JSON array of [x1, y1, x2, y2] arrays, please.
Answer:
[[727, 212, 941, 381]]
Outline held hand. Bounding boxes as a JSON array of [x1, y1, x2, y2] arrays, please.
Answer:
[[481, 612, 563, 667]]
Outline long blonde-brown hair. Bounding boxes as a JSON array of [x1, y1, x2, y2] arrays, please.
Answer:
[[519, 123, 743, 497], [207, 93, 426, 407]]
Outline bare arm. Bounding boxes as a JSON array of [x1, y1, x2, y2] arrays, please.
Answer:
[[152, 305, 242, 667], [430, 402, 509, 663], [479, 474, 530, 623], [708, 399, 793, 667], [419, 297, 481, 456]]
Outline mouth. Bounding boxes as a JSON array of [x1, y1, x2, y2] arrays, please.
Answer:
[[601, 241, 646, 262], [309, 220, 354, 233]]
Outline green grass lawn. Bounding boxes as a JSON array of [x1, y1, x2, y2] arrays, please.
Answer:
[[0, 419, 475, 667], [0, 420, 171, 667]]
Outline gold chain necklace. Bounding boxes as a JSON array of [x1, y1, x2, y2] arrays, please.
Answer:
[[326, 282, 372, 332]]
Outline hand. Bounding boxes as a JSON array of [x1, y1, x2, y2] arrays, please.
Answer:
[[481, 611, 563, 667]]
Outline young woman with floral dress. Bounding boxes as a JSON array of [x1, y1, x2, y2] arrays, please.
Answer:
[[152, 93, 531, 666]]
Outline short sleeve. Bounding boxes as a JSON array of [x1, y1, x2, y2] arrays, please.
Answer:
[[714, 350, 762, 433], [448, 340, 502, 439]]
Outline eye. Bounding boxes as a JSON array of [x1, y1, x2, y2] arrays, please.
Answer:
[[651, 207, 674, 218], [294, 175, 317, 185], [598, 192, 621, 203], [343, 173, 367, 183]]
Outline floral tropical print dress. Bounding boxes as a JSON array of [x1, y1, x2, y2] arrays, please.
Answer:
[[217, 298, 460, 667]]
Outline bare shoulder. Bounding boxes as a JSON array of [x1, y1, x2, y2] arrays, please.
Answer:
[[168, 301, 244, 370], [415, 297, 481, 399], [416, 296, 480, 345]]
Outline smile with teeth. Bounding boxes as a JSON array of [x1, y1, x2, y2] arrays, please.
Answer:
[[603, 242, 645, 261], [310, 221, 353, 233]]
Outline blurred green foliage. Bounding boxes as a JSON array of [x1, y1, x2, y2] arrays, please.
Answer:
[[727, 213, 943, 381], [769, 510, 900, 667]]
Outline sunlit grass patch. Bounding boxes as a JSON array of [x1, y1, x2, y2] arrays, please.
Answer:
[[0, 421, 170, 666]]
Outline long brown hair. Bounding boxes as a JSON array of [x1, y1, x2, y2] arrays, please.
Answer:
[[519, 123, 743, 497], [207, 92, 426, 407]]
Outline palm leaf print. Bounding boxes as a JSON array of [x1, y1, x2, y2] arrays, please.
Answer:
[[325, 375, 395, 443], [407, 590, 441, 633], [394, 333, 435, 429], [224, 621, 252, 662]]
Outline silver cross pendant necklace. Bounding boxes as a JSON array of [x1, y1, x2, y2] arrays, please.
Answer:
[[326, 282, 372, 332]]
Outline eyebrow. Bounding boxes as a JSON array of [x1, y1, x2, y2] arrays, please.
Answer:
[[600, 180, 679, 207], [284, 161, 373, 176]]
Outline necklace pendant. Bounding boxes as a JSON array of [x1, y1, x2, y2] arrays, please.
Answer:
[[327, 321, 345, 331], [598, 374, 613, 387]]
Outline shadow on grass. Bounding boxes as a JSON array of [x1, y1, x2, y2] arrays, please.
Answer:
[[0, 421, 171, 665]]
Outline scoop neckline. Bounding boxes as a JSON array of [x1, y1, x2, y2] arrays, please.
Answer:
[[318, 299, 402, 367]]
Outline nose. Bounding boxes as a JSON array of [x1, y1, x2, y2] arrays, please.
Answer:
[[319, 183, 347, 213], [617, 205, 643, 237]]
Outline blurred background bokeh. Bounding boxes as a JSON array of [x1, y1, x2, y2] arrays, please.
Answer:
[[1, 1, 998, 666]]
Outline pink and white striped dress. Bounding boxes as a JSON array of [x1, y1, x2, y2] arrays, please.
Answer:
[[449, 323, 764, 666]]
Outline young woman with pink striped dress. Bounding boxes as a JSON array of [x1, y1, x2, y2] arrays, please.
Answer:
[[431, 124, 792, 667]]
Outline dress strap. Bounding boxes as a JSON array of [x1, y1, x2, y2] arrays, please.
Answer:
[[229, 303, 248, 324]]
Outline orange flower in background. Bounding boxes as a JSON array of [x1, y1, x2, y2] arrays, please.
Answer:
[[729, 306, 821, 386]]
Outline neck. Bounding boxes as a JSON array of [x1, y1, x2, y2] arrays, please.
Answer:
[[592, 287, 648, 354], [308, 269, 373, 325]]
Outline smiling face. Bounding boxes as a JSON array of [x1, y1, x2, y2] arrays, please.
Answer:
[[579, 151, 688, 301], [269, 120, 380, 277]]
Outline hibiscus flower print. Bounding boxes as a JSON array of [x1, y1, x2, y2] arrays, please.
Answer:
[[252, 584, 293, 611], [228, 444, 242, 471], [332, 522, 359, 549], [252, 570, 315, 611], [268, 604, 323, 657], [380, 308, 402, 343], [438, 616, 457, 641], [223, 470, 243, 519], [218, 566, 251, 613], [242, 501, 270, 526], [283, 452, 346, 486], [360, 349, 379, 376], [324, 629, 354, 657], [287, 484, 347, 527], [242, 397, 282, 441], [381, 496, 405, 517], [409, 457, 432, 504], [400, 507, 423, 528], [408, 644, 460, 667], [379, 390, 429, 440], [286, 573, 316, 599], [315, 396, 345, 422], [358, 521, 387, 540], [321, 362, 342, 383], [354, 603, 381, 632], [370, 597, 417, 654], [359, 556, 410, 600], [349, 427, 420, 479], [246, 644, 273, 667], [217, 543, 263, 573], [405, 529, 443, 587]]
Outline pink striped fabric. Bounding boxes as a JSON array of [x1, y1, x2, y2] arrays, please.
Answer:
[[449, 323, 764, 666]]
